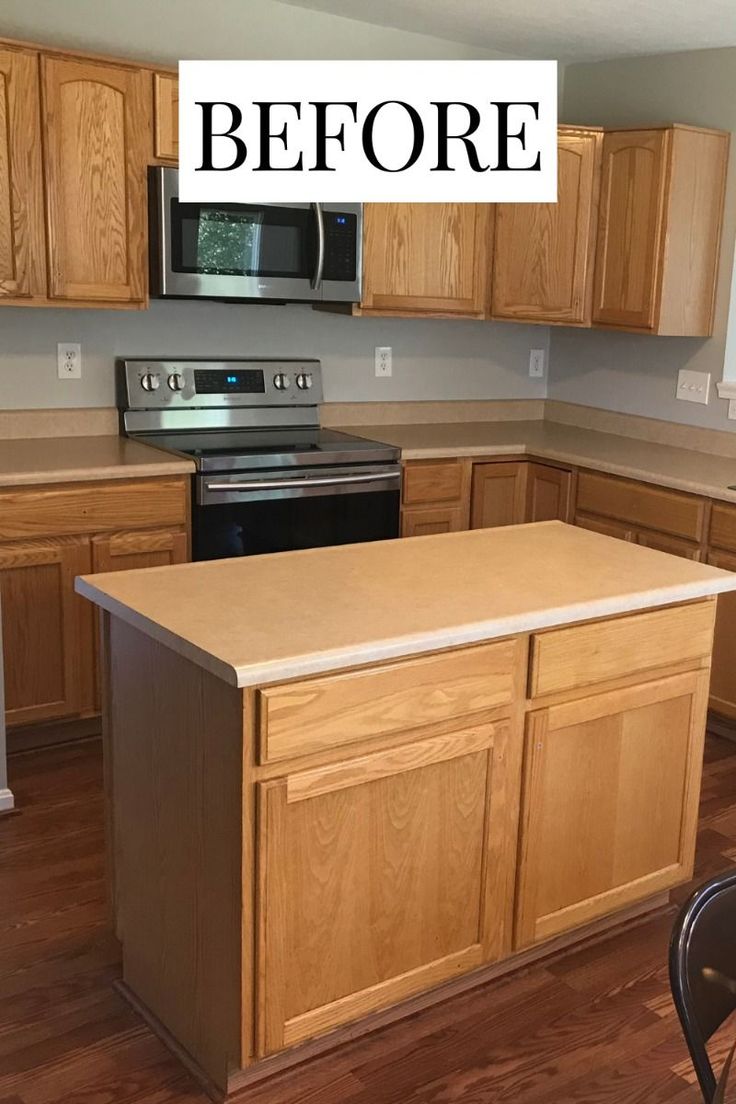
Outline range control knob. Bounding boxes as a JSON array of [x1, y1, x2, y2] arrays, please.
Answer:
[[295, 372, 313, 390], [167, 372, 185, 392], [140, 372, 161, 392], [273, 373, 291, 391]]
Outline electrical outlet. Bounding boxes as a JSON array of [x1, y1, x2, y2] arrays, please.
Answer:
[[375, 346, 392, 378], [57, 342, 82, 380], [676, 368, 710, 405], [529, 348, 545, 378]]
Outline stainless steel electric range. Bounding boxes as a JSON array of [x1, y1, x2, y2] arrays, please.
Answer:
[[117, 358, 401, 560]]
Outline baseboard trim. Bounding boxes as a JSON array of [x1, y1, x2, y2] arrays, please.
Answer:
[[7, 716, 101, 756], [0, 787, 15, 813]]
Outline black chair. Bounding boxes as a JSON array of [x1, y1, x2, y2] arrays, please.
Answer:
[[670, 868, 736, 1102]]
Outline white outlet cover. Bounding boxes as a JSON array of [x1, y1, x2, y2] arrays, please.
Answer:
[[375, 346, 392, 378], [676, 368, 710, 405], [529, 348, 545, 378], [57, 342, 82, 379]]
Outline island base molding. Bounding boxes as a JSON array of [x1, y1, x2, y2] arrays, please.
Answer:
[[117, 890, 671, 1102]]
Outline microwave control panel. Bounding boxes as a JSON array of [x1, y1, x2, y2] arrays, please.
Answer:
[[323, 211, 358, 282]]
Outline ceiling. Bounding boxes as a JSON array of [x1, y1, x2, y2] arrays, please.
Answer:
[[279, 0, 736, 61]]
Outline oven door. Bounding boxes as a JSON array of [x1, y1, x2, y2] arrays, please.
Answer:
[[193, 465, 401, 559], [150, 168, 361, 302]]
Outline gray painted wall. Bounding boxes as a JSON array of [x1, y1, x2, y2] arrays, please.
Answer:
[[552, 48, 736, 430], [0, 301, 548, 408]]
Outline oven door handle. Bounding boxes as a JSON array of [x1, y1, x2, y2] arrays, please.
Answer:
[[205, 471, 400, 492], [310, 202, 325, 290]]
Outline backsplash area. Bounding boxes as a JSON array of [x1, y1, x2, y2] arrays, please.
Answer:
[[0, 300, 548, 409]]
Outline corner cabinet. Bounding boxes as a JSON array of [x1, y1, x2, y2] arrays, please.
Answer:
[[41, 55, 149, 304], [491, 126, 602, 326], [0, 45, 47, 302], [592, 125, 729, 336], [360, 204, 492, 318], [256, 721, 517, 1055], [516, 670, 709, 946]]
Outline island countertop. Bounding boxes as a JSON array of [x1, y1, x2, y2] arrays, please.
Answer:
[[75, 520, 736, 688]]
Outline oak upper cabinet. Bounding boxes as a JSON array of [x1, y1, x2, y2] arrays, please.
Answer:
[[361, 204, 492, 317], [256, 721, 517, 1054], [91, 527, 188, 572], [41, 55, 149, 304], [516, 670, 709, 946], [153, 71, 178, 163], [0, 45, 47, 302], [592, 125, 729, 335], [471, 462, 527, 530], [492, 127, 602, 326], [0, 536, 93, 726]]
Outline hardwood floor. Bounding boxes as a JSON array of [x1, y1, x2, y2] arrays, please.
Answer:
[[3, 735, 736, 1103]]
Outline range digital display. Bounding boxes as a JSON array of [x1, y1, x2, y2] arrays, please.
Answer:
[[193, 369, 266, 394]]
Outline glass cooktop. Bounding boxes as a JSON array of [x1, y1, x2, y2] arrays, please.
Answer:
[[138, 428, 400, 472]]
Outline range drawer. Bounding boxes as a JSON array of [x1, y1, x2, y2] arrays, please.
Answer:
[[576, 471, 707, 542], [402, 460, 466, 506], [529, 601, 716, 699], [0, 478, 188, 540], [258, 639, 521, 763]]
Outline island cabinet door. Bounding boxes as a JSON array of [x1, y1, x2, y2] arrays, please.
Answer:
[[256, 721, 518, 1056], [515, 670, 710, 949]]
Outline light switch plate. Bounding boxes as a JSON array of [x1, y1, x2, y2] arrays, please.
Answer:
[[676, 368, 710, 405]]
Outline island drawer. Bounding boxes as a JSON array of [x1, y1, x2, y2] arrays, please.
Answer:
[[257, 639, 521, 763], [575, 471, 707, 542], [529, 601, 716, 699]]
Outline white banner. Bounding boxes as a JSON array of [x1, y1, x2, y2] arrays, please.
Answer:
[[178, 60, 558, 203]]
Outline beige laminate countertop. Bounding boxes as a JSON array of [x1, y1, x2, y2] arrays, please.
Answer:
[[0, 436, 195, 486], [343, 420, 736, 504], [76, 521, 736, 688]]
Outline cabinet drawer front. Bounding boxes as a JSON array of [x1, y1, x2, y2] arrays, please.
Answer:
[[258, 640, 520, 763], [710, 503, 736, 553], [576, 471, 706, 541], [402, 461, 466, 506], [530, 602, 715, 699], [0, 478, 188, 540]]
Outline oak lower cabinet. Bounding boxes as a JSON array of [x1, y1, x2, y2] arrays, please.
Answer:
[[0, 536, 93, 726], [592, 126, 729, 336], [708, 550, 736, 721], [471, 462, 528, 529], [91, 527, 188, 572], [256, 721, 516, 1056], [526, 463, 573, 523], [361, 204, 492, 317], [401, 459, 470, 537], [516, 670, 709, 947], [492, 126, 602, 325]]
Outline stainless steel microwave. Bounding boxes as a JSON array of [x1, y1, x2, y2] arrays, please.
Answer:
[[148, 167, 362, 304]]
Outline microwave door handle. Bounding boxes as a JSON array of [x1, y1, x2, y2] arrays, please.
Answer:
[[205, 471, 400, 492], [310, 203, 325, 290]]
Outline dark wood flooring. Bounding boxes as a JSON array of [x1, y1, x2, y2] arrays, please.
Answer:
[[3, 734, 736, 1103]]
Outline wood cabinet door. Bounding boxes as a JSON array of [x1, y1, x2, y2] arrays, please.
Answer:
[[401, 505, 465, 538], [471, 462, 527, 529], [636, 529, 701, 560], [515, 671, 709, 948], [361, 204, 491, 316], [0, 45, 46, 301], [92, 527, 188, 572], [0, 536, 92, 726], [256, 721, 518, 1054], [492, 127, 602, 324], [153, 72, 178, 162], [592, 129, 669, 330], [707, 550, 736, 721], [526, 463, 573, 523], [575, 513, 633, 541], [41, 55, 149, 303]]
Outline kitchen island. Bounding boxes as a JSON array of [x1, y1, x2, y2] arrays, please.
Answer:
[[76, 521, 736, 1098]]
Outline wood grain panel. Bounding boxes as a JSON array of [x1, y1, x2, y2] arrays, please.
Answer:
[[492, 127, 602, 324], [515, 670, 709, 946], [470, 462, 527, 529], [635, 528, 700, 560], [526, 463, 573, 523], [592, 129, 669, 330], [530, 601, 715, 699], [41, 55, 149, 302], [0, 477, 188, 540], [153, 71, 178, 161], [0, 536, 91, 725], [575, 513, 633, 541], [91, 527, 188, 573], [575, 470, 706, 541], [709, 502, 736, 553], [707, 549, 736, 721], [256, 720, 516, 1054], [0, 45, 46, 300], [258, 639, 519, 763], [401, 505, 466, 538], [402, 460, 467, 506], [361, 204, 491, 316]]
